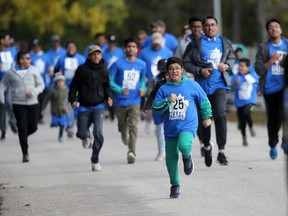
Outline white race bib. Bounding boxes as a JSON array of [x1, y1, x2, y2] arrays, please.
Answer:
[[169, 94, 189, 120], [271, 51, 287, 75], [64, 58, 78, 79], [123, 69, 140, 90], [0, 51, 13, 72]]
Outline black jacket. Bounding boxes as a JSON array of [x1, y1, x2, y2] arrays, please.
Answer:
[[68, 59, 112, 106]]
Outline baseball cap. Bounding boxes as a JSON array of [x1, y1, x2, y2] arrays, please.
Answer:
[[151, 32, 163, 45], [88, 45, 101, 55], [150, 20, 166, 28]]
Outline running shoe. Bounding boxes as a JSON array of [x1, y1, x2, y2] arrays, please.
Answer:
[[182, 155, 194, 175], [170, 185, 180, 199], [217, 152, 229, 165], [269, 146, 278, 160]]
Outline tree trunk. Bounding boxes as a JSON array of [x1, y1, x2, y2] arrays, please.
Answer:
[[255, 0, 267, 42]]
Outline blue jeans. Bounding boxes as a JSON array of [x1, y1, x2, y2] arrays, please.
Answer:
[[76, 108, 104, 163]]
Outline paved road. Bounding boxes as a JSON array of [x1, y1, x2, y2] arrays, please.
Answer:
[[0, 116, 287, 216]]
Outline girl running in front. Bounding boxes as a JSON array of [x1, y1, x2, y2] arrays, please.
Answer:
[[153, 57, 212, 198]]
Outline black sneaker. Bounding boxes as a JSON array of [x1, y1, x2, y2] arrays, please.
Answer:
[[170, 185, 180, 199], [243, 136, 248, 146], [217, 153, 228, 165], [204, 144, 213, 167], [182, 155, 194, 175], [22, 154, 29, 163]]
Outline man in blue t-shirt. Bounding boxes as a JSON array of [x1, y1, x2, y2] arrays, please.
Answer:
[[54, 41, 85, 138], [109, 37, 146, 164], [0, 31, 18, 139], [183, 15, 235, 166], [255, 18, 288, 160]]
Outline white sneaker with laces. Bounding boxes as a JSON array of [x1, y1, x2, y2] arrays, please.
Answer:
[[91, 163, 102, 171]]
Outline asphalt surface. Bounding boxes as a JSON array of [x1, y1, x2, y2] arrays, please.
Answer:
[[0, 114, 287, 216]]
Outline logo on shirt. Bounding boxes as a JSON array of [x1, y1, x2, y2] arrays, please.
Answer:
[[169, 94, 189, 120], [207, 48, 222, 69]]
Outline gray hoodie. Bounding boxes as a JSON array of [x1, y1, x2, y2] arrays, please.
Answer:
[[0, 65, 44, 105]]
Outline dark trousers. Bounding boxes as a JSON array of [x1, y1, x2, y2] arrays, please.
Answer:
[[263, 90, 284, 148], [76, 108, 104, 163], [38, 88, 48, 120], [237, 104, 253, 137], [200, 88, 228, 150], [13, 104, 39, 155]]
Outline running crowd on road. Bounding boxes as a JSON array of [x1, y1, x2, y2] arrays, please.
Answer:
[[0, 15, 288, 199]]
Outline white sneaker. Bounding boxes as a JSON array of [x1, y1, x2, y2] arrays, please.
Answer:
[[127, 152, 135, 164], [82, 138, 90, 149], [155, 151, 165, 161], [91, 163, 102, 171], [58, 137, 64, 143]]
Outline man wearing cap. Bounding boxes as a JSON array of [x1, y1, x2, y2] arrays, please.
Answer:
[[30, 39, 52, 123], [142, 20, 178, 53], [139, 32, 172, 82], [109, 37, 146, 164], [102, 35, 125, 70], [69, 45, 113, 171]]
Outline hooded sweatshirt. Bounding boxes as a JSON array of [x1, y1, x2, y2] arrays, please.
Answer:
[[153, 76, 211, 139]]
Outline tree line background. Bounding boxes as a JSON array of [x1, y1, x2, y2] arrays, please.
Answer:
[[0, 0, 287, 52]]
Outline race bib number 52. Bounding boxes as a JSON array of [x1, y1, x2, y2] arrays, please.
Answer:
[[123, 69, 140, 90]]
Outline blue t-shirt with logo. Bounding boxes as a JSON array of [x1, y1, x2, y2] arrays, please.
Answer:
[[139, 46, 172, 82], [231, 71, 259, 107], [199, 34, 229, 95], [109, 57, 146, 107], [264, 38, 288, 94], [30, 52, 52, 87], [154, 77, 208, 139], [102, 47, 125, 69]]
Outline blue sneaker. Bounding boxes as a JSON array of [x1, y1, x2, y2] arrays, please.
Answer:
[[170, 185, 180, 199], [182, 155, 194, 175], [269, 146, 278, 160]]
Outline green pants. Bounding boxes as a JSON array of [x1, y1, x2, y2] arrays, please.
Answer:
[[165, 131, 194, 186]]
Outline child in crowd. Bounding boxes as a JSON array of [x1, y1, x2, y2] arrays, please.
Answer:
[[42, 75, 69, 142], [231, 58, 259, 146], [143, 59, 169, 161], [153, 57, 212, 198]]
